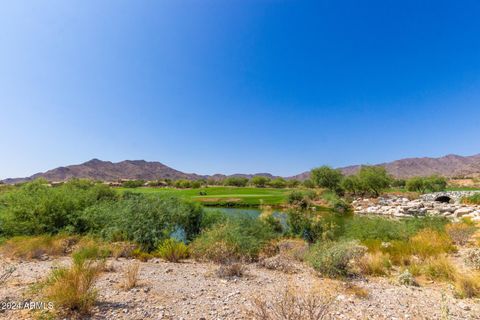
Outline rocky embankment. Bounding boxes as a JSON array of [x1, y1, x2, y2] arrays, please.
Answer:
[[353, 195, 480, 221]]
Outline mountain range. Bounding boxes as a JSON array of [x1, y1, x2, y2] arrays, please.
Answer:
[[2, 153, 480, 184]]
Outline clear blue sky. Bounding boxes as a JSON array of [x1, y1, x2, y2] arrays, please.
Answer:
[[1, 1, 480, 179]]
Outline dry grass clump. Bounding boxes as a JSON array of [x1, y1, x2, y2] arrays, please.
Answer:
[[410, 229, 455, 259], [454, 273, 480, 298], [216, 262, 246, 278], [344, 282, 369, 299], [446, 222, 477, 246], [248, 285, 334, 320], [356, 252, 391, 276], [41, 246, 105, 315], [156, 238, 189, 263], [422, 255, 458, 281], [1, 234, 79, 260], [108, 242, 137, 259], [121, 263, 141, 290], [131, 248, 154, 262]]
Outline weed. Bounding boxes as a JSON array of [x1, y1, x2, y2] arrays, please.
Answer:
[[356, 252, 391, 276], [446, 223, 476, 246], [42, 247, 105, 315], [454, 273, 480, 298], [307, 240, 366, 278], [156, 238, 189, 263], [248, 285, 334, 320], [216, 262, 246, 278], [121, 263, 140, 290], [422, 256, 457, 281]]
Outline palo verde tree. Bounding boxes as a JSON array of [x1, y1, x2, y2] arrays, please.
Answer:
[[310, 166, 344, 194]]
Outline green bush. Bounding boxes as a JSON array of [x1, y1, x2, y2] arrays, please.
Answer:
[[287, 210, 344, 243], [80, 193, 204, 251], [340, 166, 392, 197], [190, 216, 278, 263], [406, 176, 447, 193], [251, 176, 270, 188], [0, 179, 116, 237], [121, 180, 145, 188], [156, 238, 189, 262], [268, 178, 287, 189], [223, 177, 249, 187], [307, 240, 366, 278], [311, 166, 344, 194]]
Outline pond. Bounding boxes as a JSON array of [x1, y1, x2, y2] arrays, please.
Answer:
[[203, 206, 286, 218]]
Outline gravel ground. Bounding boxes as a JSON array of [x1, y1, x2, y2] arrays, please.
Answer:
[[1, 257, 479, 320]]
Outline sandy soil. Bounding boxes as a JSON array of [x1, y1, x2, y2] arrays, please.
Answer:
[[1, 256, 479, 320]]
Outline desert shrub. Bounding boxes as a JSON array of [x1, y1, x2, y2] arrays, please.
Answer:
[[216, 262, 246, 278], [454, 273, 480, 298], [0, 234, 80, 260], [422, 256, 458, 281], [271, 238, 309, 261], [248, 285, 334, 320], [42, 246, 105, 315], [446, 222, 476, 245], [156, 238, 189, 262], [259, 239, 308, 273], [287, 191, 313, 210], [465, 248, 480, 270], [190, 217, 278, 263], [131, 248, 153, 262], [81, 193, 204, 251], [410, 229, 454, 259], [356, 252, 392, 276], [287, 210, 344, 243], [258, 255, 298, 274], [0, 179, 116, 237], [121, 263, 140, 290], [307, 240, 366, 278], [397, 270, 418, 286]]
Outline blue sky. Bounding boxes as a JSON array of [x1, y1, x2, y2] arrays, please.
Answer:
[[1, 0, 480, 179]]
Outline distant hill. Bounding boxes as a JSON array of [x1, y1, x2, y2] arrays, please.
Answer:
[[1, 159, 280, 184], [2, 159, 203, 184], [292, 153, 480, 180], [3, 153, 480, 184]]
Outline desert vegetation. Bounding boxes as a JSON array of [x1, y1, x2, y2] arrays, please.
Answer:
[[0, 175, 479, 319]]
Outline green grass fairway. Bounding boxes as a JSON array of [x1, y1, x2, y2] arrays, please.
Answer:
[[117, 187, 292, 206]]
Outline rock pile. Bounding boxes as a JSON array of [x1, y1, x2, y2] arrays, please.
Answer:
[[353, 195, 480, 221]]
